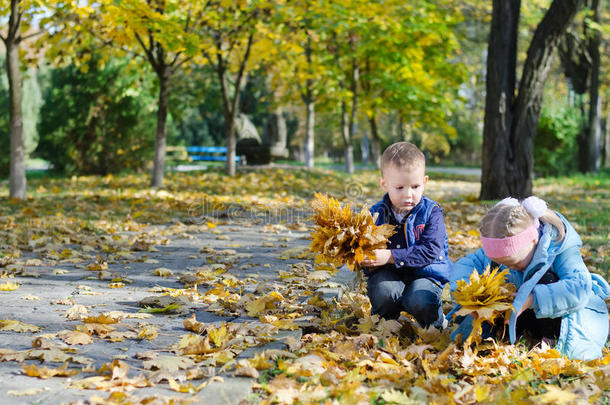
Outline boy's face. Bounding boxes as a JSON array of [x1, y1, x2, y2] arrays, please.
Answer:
[[379, 163, 428, 214]]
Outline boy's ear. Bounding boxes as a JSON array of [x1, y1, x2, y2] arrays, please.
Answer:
[[379, 177, 387, 190], [424, 175, 429, 185]]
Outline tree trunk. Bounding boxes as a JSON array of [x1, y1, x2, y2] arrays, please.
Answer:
[[481, 0, 584, 200], [344, 58, 359, 174], [303, 35, 315, 170], [480, 0, 520, 200], [221, 32, 253, 176], [218, 69, 238, 176], [6, 0, 26, 200], [369, 115, 381, 169], [225, 117, 237, 176], [602, 103, 610, 167], [341, 102, 354, 174], [580, 0, 601, 172], [304, 98, 315, 169], [150, 68, 170, 187]]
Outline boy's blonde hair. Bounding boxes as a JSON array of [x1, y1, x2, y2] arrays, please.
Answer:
[[480, 203, 565, 242], [380, 142, 425, 172]]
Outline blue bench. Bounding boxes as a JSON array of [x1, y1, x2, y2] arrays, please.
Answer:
[[186, 146, 240, 163]]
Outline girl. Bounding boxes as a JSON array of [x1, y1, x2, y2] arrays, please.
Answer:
[[450, 196, 609, 360]]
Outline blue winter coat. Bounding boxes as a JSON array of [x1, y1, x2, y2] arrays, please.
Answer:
[[369, 194, 452, 284], [449, 213, 610, 360]]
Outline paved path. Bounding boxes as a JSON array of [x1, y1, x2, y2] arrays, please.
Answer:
[[0, 213, 348, 404]]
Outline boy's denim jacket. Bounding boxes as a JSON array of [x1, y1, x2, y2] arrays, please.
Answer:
[[369, 194, 452, 284]]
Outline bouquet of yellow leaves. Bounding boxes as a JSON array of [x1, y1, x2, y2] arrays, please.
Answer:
[[310, 193, 395, 273], [452, 266, 516, 347]]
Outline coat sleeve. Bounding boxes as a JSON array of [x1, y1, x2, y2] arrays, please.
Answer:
[[390, 205, 446, 268], [449, 249, 490, 292], [531, 246, 592, 318]]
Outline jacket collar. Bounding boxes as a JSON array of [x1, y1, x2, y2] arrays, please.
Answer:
[[381, 193, 426, 223]]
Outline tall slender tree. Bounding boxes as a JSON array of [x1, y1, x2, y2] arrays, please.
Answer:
[[81, 0, 201, 187], [558, 0, 603, 173], [1, 0, 26, 199], [198, 0, 279, 176], [1, 0, 67, 199]]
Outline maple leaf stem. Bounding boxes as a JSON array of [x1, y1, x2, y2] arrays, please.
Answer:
[[355, 263, 364, 292]]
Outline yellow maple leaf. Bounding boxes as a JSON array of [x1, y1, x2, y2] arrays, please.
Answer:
[[176, 334, 214, 355], [207, 324, 229, 348], [453, 266, 515, 347], [137, 324, 159, 340], [82, 314, 119, 324], [246, 297, 269, 317], [0, 320, 42, 333], [250, 352, 274, 370]]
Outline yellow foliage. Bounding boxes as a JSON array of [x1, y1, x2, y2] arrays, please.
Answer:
[[0, 320, 42, 333], [208, 324, 230, 348], [82, 313, 120, 324], [23, 362, 79, 379], [310, 193, 395, 271], [453, 266, 515, 347], [0, 281, 19, 291]]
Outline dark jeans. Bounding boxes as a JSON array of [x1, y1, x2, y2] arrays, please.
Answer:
[[366, 266, 445, 328], [515, 270, 562, 340]]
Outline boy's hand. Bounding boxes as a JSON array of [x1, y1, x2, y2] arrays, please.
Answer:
[[360, 249, 394, 267]]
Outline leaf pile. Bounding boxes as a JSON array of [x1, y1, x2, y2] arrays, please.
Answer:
[[310, 193, 395, 270], [453, 266, 516, 347]]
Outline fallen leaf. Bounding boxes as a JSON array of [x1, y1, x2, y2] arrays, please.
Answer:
[[142, 355, 195, 373], [183, 314, 205, 333], [0, 320, 42, 333], [7, 388, 47, 397], [0, 281, 19, 291], [531, 385, 579, 404], [64, 305, 88, 320], [82, 313, 120, 324], [136, 324, 159, 340], [154, 267, 174, 277], [59, 330, 94, 345], [22, 362, 79, 379], [234, 359, 260, 378]]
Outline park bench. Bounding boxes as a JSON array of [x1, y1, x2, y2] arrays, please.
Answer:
[[186, 146, 241, 163], [166, 146, 241, 165]]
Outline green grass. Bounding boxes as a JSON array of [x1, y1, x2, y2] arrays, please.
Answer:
[[534, 169, 610, 279]]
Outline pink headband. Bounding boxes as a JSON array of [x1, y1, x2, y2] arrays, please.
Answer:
[[481, 220, 539, 258]]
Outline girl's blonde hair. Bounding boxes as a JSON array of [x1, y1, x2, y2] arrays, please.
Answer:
[[480, 202, 566, 241]]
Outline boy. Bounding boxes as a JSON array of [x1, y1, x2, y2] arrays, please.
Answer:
[[361, 142, 451, 329]]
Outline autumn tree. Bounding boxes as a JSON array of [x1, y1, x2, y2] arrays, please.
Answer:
[[480, 0, 585, 200], [0, 1, 76, 199], [80, 0, 201, 187], [358, 1, 465, 167], [198, 0, 279, 176], [273, 0, 332, 169]]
